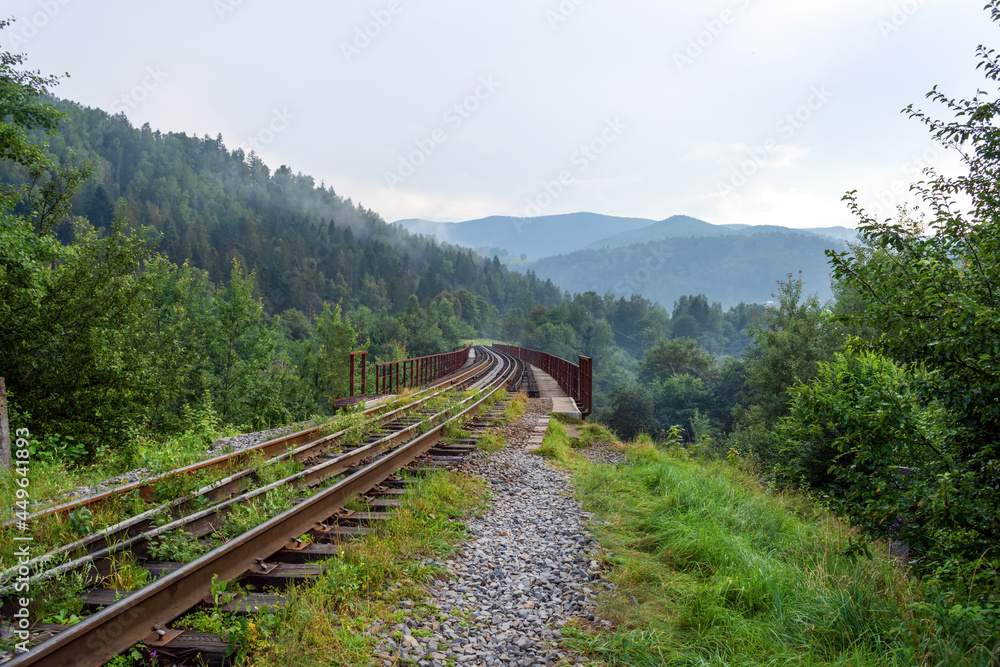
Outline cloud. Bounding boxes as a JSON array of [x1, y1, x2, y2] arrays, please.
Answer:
[[682, 141, 811, 170], [710, 187, 856, 230], [346, 181, 508, 224]]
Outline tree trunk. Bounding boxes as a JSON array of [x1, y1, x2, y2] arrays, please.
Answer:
[[0, 377, 10, 471]]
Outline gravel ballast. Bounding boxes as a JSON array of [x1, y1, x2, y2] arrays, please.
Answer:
[[374, 399, 612, 666]]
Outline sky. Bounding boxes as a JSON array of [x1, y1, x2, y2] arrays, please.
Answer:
[[4, 0, 997, 229]]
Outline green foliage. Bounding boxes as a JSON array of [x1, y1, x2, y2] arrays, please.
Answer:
[[779, 348, 954, 527], [603, 335, 747, 441], [220, 486, 297, 540], [318, 409, 382, 446], [638, 337, 715, 384], [66, 507, 94, 537], [147, 529, 210, 563], [104, 548, 151, 591], [725, 4, 1000, 643], [776, 345, 1000, 619], [315, 303, 359, 403], [602, 383, 655, 441], [34, 569, 89, 623], [729, 273, 843, 467], [793, 6, 1000, 607], [28, 432, 86, 466], [172, 577, 279, 662]]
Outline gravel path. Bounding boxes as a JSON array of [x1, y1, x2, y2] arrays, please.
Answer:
[[374, 400, 612, 666]]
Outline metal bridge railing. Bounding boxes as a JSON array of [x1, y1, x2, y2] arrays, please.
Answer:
[[367, 346, 471, 395], [491, 344, 592, 417]]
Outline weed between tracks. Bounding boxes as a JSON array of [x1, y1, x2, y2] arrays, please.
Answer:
[[534, 422, 997, 666], [233, 471, 489, 666], [100, 470, 487, 666], [318, 410, 386, 446], [501, 390, 529, 424], [0, 408, 246, 571]]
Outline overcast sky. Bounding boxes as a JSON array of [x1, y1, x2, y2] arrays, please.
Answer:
[[4, 0, 996, 229]]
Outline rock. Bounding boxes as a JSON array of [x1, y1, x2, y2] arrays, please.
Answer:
[[369, 398, 612, 664]]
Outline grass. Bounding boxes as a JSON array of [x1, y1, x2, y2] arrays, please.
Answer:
[[534, 423, 994, 666], [146, 528, 209, 563], [578, 421, 616, 449], [103, 548, 151, 591], [0, 442, 304, 574], [220, 485, 298, 540], [0, 410, 246, 569], [536, 419, 580, 462], [0, 486, 153, 574], [474, 431, 506, 452], [317, 410, 385, 446], [420, 389, 527, 454], [242, 470, 490, 666], [502, 391, 529, 423], [102, 470, 488, 666]]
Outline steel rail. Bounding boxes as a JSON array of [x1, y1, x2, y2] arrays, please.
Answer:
[[6, 347, 520, 667], [0, 352, 502, 594], [5, 353, 490, 529], [2, 368, 484, 582]]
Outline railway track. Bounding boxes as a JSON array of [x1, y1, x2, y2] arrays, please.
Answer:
[[2, 346, 525, 667], [6, 346, 483, 530], [1, 351, 492, 585]]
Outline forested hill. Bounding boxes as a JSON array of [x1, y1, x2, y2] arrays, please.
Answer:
[[524, 232, 843, 308], [0, 98, 562, 318]]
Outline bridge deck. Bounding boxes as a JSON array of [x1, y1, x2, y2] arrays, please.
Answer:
[[530, 364, 581, 418]]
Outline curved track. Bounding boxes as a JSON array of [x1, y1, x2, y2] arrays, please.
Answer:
[[7, 346, 488, 530], [4, 346, 523, 667]]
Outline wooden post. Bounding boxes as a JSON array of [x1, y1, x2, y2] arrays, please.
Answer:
[[1, 377, 10, 471]]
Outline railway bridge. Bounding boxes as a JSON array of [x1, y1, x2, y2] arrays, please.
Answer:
[[1, 344, 593, 667]]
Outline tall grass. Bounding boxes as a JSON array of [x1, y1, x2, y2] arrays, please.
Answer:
[[539, 431, 992, 666]]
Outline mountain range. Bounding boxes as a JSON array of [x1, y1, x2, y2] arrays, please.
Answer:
[[397, 214, 854, 307]]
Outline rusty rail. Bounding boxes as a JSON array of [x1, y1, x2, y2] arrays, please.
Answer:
[[7, 351, 488, 531], [492, 344, 592, 417], [4, 346, 518, 667], [374, 346, 471, 395]]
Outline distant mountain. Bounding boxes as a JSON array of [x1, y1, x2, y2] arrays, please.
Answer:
[[584, 215, 856, 251], [397, 213, 855, 262], [396, 213, 655, 261], [797, 226, 858, 243], [526, 231, 844, 308]]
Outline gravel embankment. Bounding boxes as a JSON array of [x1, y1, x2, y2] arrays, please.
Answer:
[[373, 400, 613, 666]]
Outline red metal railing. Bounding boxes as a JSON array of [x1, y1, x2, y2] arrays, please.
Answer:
[[492, 344, 592, 417], [372, 346, 471, 395], [349, 351, 368, 397]]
